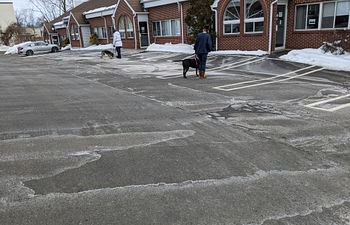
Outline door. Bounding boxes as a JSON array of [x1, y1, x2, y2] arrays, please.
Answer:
[[139, 22, 149, 48], [275, 5, 287, 48]]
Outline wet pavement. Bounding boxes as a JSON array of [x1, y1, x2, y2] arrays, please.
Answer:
[[0, 50, 350, 225]]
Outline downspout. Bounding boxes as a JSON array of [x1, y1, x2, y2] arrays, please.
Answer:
[[177, 1, 184, 44], [211, 2, 219, 51], [102, 15, 109, 43], [268, 0, 278, 54], [133, 13, 137, 49], [112, 15, 116, 30], [78, 25, 83, 48]]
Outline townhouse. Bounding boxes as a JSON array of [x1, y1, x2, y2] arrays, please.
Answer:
[[43, 0, 350, 51]]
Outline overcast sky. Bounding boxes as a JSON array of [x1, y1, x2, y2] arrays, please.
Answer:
[[12, 0, 32, 11]]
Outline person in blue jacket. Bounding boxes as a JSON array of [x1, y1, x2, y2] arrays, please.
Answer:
[[194, 25, 212, 79]]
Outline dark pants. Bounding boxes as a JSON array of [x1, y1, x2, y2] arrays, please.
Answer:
[[197, 53, 208, 72], [115, 47, 121, 58]]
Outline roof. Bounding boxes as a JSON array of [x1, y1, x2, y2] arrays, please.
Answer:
[[125, 0, 143, 12], [70, 0, 117, 25], [43, 11, 71, 33], [140, 0, 187, 8]]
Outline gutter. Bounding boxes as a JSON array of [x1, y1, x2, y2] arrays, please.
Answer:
[[177, 1, 184, 44]]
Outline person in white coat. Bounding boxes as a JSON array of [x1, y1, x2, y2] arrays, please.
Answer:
[[113, 29, 122, 58]]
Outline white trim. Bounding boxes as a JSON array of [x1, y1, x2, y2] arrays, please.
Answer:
[[268, 0, 278, 54], [244, 0, 265, 34], [141, 0, 187, 8], [294, 1, 350, 31]]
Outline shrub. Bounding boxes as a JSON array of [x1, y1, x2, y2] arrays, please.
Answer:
[[90, 33, 98, 45]]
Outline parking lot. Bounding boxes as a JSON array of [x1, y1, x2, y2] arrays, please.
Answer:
[[0, 50, 349, 225]]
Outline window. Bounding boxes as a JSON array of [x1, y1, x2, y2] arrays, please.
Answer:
[[152, 19, 181, 36], [224, 0, 240, 34], [125, 16, 134, 38], [108, 26, 114, 37], [70, 25, 80, 40], [93, 27, 107, 39], [307, 4, 320, 29], [322, 2, 335, 28], [118, 15, 134, 39], [335, 1, 350, 28], [296, 1, 350, 30], [245, 0, 264, 33]]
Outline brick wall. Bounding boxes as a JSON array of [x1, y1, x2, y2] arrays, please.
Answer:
[[286, 0, 350, 50], [68, 16, 82, 48], [217, 0, 272, 51], [148, 2, 189, 45], [88, 16, 114, 45], [114, 0, 137, 49], [56, 28, 68, 47]]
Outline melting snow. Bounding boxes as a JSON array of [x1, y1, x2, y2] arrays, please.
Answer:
[[280, 48, 350, 72]]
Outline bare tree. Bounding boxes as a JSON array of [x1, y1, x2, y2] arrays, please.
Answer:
[[29, 0, 74, 22], [0, 23, 24, 46]]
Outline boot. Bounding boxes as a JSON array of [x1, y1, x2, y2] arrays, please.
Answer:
[[199, 71, 205, 79], [203, 72, 207, 79]]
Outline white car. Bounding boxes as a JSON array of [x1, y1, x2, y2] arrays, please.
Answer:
[[18, 41, 60, 56]]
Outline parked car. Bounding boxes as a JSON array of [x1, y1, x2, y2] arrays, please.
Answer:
[[18, 41, 60, 56]]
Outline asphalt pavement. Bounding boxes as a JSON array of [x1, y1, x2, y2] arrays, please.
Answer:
[[0, 50, 349, 225]]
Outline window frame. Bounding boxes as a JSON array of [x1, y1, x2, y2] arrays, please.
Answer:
[[244, 0, 265, 34], [294, 0, 350, 31], [152, 19, 181, 37], [223, 0, 241, 35], [118, 15, 134, 39]]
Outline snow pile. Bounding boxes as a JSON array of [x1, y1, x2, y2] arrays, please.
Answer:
[[4, 42, 32, 55], [71, 44, 114, 51], [280, 48, 350, 72], [146, 43, 195, 54], [211, 50, 267, 56], [84, 4, 116, 15], [0, 45, 9, 52], [146, 43, 267, 56], [61, 44, 71, 51]]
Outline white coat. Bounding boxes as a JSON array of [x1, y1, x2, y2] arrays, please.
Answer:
[[113, 31, 122, 47]]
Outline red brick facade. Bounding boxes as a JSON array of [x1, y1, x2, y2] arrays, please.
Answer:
[[88, 16, 114, 45], [114, 0, 137, 49], [45, 0, 350, 51], [68, 16, 82, 48], [286, 0, 350, 50], [148, 2, 190, 44]]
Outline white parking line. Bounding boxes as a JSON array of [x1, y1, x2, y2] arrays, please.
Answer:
[[214, 65, 317, 89], [156, 57, 262, 79], [305, 94, 350, 112], [213, 67, 324, 91]]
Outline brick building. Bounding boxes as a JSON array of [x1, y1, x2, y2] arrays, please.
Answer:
[[43, 0, 350, 51]]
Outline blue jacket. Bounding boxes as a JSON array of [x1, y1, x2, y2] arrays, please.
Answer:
[[194, 32, 212, 54]]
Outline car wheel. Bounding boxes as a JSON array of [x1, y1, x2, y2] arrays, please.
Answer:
[[26, 50, 34, 56], [51, 47, 59, 53]]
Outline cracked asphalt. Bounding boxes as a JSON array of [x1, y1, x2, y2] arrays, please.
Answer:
[[0, 49, 349, 225]]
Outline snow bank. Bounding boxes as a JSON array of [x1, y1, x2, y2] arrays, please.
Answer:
[[0, 45, 9, 52], [211, 50, 267, 56], [61, 44, 71, 51], [4, 42, 32, 55], [146, 43, 195, 54], [71, 44, 114, 51], [146, 43, 267, 56], [280, 48, 350, 72]]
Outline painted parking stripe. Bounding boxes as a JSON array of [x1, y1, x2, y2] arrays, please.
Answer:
[[213, 67, 324, 91], [214, 65, 317, 89], [305, 94, 350, 112], [156, 57, 261, 79]]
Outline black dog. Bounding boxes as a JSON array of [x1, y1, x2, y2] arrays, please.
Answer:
[[182, 56, 199, 78], [100, 50, 114, 59]]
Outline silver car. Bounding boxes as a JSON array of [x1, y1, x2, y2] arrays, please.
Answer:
[[18, 41, 60, 56]]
